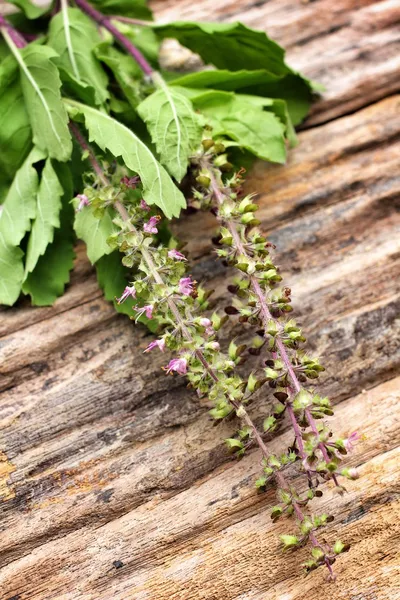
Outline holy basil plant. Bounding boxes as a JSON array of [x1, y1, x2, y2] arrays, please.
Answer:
[[0, 0, 359, 581]]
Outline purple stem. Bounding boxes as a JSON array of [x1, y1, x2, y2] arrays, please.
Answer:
[[68, 122, 109, 186], [0, 15, 27, 48], [207, 167, 341, 489], [71, 125, 335, 579], [73, 0, 154, 76]]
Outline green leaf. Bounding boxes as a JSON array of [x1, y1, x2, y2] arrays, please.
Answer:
[[171, 69, 280, 92], [0, 147, 44, 246], [156, 22, 313, 124], [48, 7, 109, 105], [74, 206, 115, 264], [94, 42, 142, 109], [0, 56, 31, 181], [89, 0, 153, 20], [0, 148, 44, 305], [155, 22, 288, 74], [22, 234, 75, 305], [57, 67, 98, 106], [24, 158, 64, 275], [7, 0, 52, 19], [22, 161, 76, 305], [0, 242, 24, 306], [138, 80, 202, 181], [187, 90, 286, 163], [65, 99, 186, 218], [120, 25, 160, 67], [3, 37, 72, 161]]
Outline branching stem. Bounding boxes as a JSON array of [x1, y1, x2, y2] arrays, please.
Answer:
[[206, 164, 340, 488], [73, 0, 154, 76]]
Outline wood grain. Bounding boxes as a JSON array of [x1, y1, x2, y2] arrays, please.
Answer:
[[0, 1, 399, 599]]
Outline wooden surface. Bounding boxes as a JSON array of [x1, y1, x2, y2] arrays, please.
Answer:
[[1, 1, 400, 599]]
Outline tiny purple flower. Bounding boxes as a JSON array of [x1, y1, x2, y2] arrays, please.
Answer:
[[348, 468, 360, 479], [168, 249, 187, 261], [76, 194, 90, 212], [164, 357, 188, 375], [144, 338, 166, 353], [143, 216, 160, 234], [343, 431, 361, 453], [178, 277, 194, 296], [135, 304, 154, 320], [121, 175, 140, 188], [140, 199, 150, 212], [207, 341, 220, 351], [116, 286, 136, 304], [199, 318, 211, 327]]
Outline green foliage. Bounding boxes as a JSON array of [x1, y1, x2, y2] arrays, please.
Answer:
[[0, 147, 43, 305], [138, 81, 203, 181], [22, 162, 76, 305], [155, 21, 313, 124], [65, 99, 186, 218], [4, 40, 72, 161], [22, 233, 75, 305], [94, 42, 143, 109], [25, 158, 64, 274], [7, 0, 52, 19], [74, 205, 115, 264], [90, 0, 152, 20], [0, 56, 31, 181], [48, 7, 109, 105], [187, 89, 287, 163], [155, 21, 288, 74], [0, 147, 43, 247]]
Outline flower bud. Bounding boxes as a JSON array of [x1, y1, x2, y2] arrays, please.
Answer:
[[202, 138, 214, 150], [196, 174, 211, 188]]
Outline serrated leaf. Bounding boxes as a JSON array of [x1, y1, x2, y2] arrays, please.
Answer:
[[0, 56, 31, 180], [7, 0, 52, 19], [22, 160, 76, 305], [48, 6, 109, 105], [186, 90, 286, 163], [58, 67, 98, 107], [0, 147, 45, 305], [173, 75, 297, 146], [0, 241, 24, 306], [74, 206, 115, 264], [171, 69, 282, 92], [22, 234, 75, 305], [3, 37, 72, 161], [138, 82, 202, 181], [24, 158, 64, 275], [156, 23, 313, 125], [0, 146, 44, 246], [155, 22, 288, 74], [65, 99, 186, 218], [90, 0, 152, 20], [94, 42, 142, 109]]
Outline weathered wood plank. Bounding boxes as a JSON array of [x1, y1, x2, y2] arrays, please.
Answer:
[[0, 378, 399, 599], [151, 0, 400, 126], [0, 88, 399, 598], [0, 0, 400, 597]]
